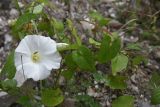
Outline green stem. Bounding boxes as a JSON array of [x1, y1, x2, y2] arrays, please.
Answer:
[[40, 80, 43, 94], [54, 70, 62, 88]]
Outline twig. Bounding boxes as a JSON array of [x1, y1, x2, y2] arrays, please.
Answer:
[[118, 19, 137, 32]]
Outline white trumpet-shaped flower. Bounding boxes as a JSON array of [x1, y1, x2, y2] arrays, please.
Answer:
[[14, 35, 62, 86]]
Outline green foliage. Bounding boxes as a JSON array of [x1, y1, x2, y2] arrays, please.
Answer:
[[1, 51, 16, 79], [17, 96, 41, 107], [111, 54, 128, 75], [151, 87, 160, 105], [72, 46, 96, 72], [93, 72, 106, 83], [17, 96, 32, 107], [1, 79, 17, 90], [132, 56, 148, 65], [105, 75, 127, 89], [112, 95, 134, 107], [126, 43, 141, 50], [150, 72, 160, 105], [64, 54, 77, 70], [37, 20, 54, 35], [93, 73, 127, 89], [89, 38, 101, 46], [62, 70, 74, 80], [42, 88, 64, 107], [36, 0, 49, 4], [89, 11, 110, 26], [13, 13, 38, 31], [67, 19, 81, 46], [51, 18, 64, 32], [97, 34, 121, 63], [76, 95, 101, 107], [150, 72, 160, 88]]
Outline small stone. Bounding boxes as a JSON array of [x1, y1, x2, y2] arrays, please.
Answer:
[[108, 8, 116, 18], [0, 91, 8, 97], [95, 85, 99, 89], [100, 0, 116, 2], [94, 81, 98, 84], [108, 20, 122, 28], [131, 74, 137, 83], [4, 34, 12, 44], [9, 8, 19, 18], [65, 92, 69, 95], [112, 94, 117, 99], [154, 49, 160, 59], [62, 98, 76, 107], [138, 101, 151, 107], [131, 85, 139, 93], [80, 18, 95, 30], [78, 93, 82, 95], [58, 76, 65, 86], [106, 100, 110, 106], [18, 2, 24, 8], [140, 94, 144, 99], [87, 87, 98, 97]]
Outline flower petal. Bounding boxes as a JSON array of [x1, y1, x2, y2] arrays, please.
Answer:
[[38, 36, 57, 55], [15, 38, 31, 55], [41, 52, 62, 70], [14, 52, 32, 69], [32, 64, 51, 81], [18, 62, 51, 81], [14, 71, 27, 87]]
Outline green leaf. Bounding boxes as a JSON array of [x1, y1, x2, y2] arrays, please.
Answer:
[[37, 0, 49, 4], [17, 96, 32, 107], [72, 46, 96, 72], [37, 21, 54, 35], [33, 4, 44, 14], [52, 18, 64, 32], [105, 75, 127, 89], [97, 34, 111, 63], [93, 72, 106, 83], [1, 79, 17, 90], [132, 56, 148, 65], [17, 96, 41, 107], [89, 11, 110, 26], [62, 70, 74, 80], [126, 43, 141, 50], [151, 87, 160, 105], [1, 51, 16, 79], [13, 13, 38, 31], [42, 88, 64, 107], [111, 54, 128, 75], [76, 95, 101, 107], [97, 34, 121, 63], [89, 38, 101, 46], [110, 37, 121, 58], [112, 95, 134, 107], [65, 54, 77, 70], [150, 72, 160, 88]]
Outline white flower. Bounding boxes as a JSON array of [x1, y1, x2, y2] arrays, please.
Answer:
[[14, 35, 62, 87]]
